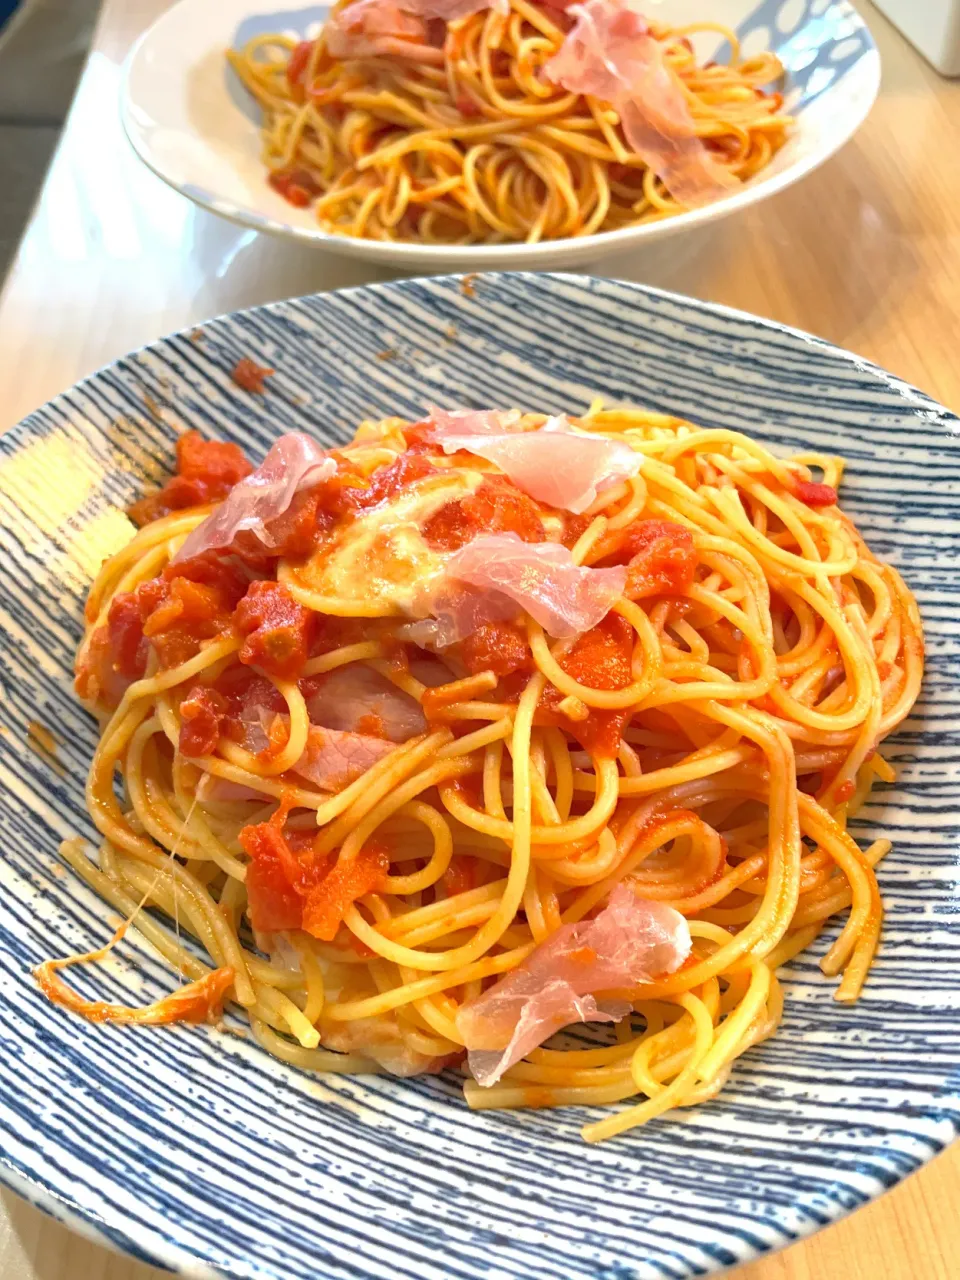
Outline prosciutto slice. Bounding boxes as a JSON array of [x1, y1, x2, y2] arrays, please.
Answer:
[[544, 0, 737, 206], [402, 581, 519, 651], [295, 726, 395, 790], [402, 0, 509, 19], [325, 0, 507, 62], [429, 409, 642, 514], [304, 664, 427, 741], [235, 683, 396, 791], [457, 884, 691, 1086], [438, 532, 626, 640], [176, 433, 335, 562]]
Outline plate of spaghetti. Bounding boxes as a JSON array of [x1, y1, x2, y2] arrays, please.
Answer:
[[121, 0, 879, 268], [1, 272, 958, 1280]]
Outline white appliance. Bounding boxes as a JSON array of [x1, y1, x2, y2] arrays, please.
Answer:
[[872, 0, 960, 75]]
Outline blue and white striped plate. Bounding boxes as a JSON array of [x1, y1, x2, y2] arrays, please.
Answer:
[[0, 272, 958, 1279]]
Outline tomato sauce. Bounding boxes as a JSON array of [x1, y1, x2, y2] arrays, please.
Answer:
[[286, 39, 316, 90], [127, 430, 251, 527], [422, 476, 545, 551], [231, 358, 275, 394], [455, 620, 532, 677], [301, 843, 390, 941], [235, 581, 315, 681], [792, 479, 838, 507], [617, 519, 697, 600], [537, 613, 634, 758], [267, 169, 321, 208], [179, 686, 228, 758]]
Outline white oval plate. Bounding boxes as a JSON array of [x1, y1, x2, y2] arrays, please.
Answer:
[[120, 0, 880, 272]]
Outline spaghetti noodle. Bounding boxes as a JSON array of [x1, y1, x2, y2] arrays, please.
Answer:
[[46, 404, 922, 1143], [227, 0, 790, 244]]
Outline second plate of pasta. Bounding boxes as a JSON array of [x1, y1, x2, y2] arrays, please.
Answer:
[[121, 0, 880, 269]]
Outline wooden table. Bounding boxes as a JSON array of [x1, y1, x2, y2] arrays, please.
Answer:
[[0, 1, 957, 1277]]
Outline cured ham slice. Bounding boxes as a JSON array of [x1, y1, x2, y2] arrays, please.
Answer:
[[326, 0, 440, 62], [457, 884, 691, 1086], [429, 409, 642, 514], [402, 581, 519, 650], [295, 726, 395, 790], [176, 433, 335, 562], [234, 684, 396, 792], [325, 0, 507, 63], [439, 532, 626, 640], [545, 0, 737, 206], [401, 0, 509, 19], [304, 664, 427, 741]]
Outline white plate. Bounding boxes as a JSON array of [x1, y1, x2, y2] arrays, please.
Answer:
[[120, 0, 880, 272]]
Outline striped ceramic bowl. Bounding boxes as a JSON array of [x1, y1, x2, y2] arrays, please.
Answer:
[[0, 272, 957, 1279]]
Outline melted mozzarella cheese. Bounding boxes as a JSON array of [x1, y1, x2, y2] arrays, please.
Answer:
[[280, 465, 485, 616]]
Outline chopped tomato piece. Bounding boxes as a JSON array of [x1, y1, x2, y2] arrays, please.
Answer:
[[560, 512, 592, 550], [422, 476, 545, 552], [179, 686, 228, 757], [538, 613, 634, 758], [455, 621, 531, 677], [231, 358, 274, 395], [127, 430, 251, 526], [287, 39, 316, 90], [619, 519, 697, 600], [163, 550, 250, 607], [107, 592, 150, 679], [337, 451, 437, 516], [268, 167, 322, 208], [793, 480, 838, 507], [235, 581, 314, 680], [301, 843, 390, 942], [143, 577, 233, 667], [240, 794, 332, 932], [241, 800, 388, 940], [76, 590, 152, 707], [241, 819, 306, 934]]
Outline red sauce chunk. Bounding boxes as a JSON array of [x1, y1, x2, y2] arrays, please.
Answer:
[[538, 613, 634, 758], [179, 686, 228, 758], [286, 39, 316, 91], [108, 592, 151, 679], [231, 357, 274, 395], [620, 519, 697, 600], [268, 168, 322, 208], [337, 451, 437, 516], [240, 797, 387, 939], [301, 843, 390, 941], [76, 589, 153, 706], [455, 621, 532, 677], [163, 550, 250, 604], [235, 581, 314, 681], [142, 576, 236, 669], [240, 804, 315, 932], [422, 476, 545, 551], [127, 430, 252, 527], [793, 479, 838, 507]]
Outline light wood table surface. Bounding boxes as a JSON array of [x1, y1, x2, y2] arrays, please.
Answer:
[[0, 1, 958, 1277]]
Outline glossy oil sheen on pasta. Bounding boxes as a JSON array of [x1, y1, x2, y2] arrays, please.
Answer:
[[40, 405, 923, 1144], [227, 0, 791, 245]]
